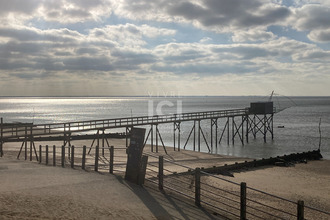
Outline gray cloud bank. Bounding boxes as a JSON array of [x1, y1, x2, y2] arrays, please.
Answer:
[[0, 0, 329, 96]]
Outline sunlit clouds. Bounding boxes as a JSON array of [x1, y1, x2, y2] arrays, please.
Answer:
[[0, 0, 329, 96]]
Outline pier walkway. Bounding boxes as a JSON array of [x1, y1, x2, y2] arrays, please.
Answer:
[[0, 105, 274, 159]]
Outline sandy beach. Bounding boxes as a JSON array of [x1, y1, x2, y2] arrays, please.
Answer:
[[1, 139, 329, 219]]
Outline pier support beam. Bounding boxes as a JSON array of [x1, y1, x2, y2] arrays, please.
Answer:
[[246, 114, 274, 143], [173, 122, 181, 151], [17, 125, 38, 161], [143, 124, 168, 154], [1, 118, 3, 157], [210, 118, 218, 152]]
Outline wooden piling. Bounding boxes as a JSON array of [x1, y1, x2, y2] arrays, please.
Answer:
[[240, 182, 247, 220], [82, 145, 86, 170], [53, 145, 56, 166], [61, 145, 65, 167], [159, 156, 164, 191], [0, 118, 3, 157], [138, 155, 148, 185], [45, 145, 49, 165], [71, 145, 74, 168], [24, 126, 27, 160], [195, 168, 201, 207], [109, 146, 114, 174], [297, 200, 304, 220], [39, 145, 42, 164], [94, 145, 99, 172]]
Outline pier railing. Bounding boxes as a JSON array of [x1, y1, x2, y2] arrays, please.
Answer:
[[1, 108, 249, 140]]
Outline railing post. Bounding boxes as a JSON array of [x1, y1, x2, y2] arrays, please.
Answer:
[[45, 145, 49, 165], [0, 117, 3, 157], [240, 182, 247, 220], [61, 145, 65, 167], [109, 146, 114, 174], [195, 168, 201, 207], [53, 145, 56, 166], [39, 145, 42, 164], [159, 156, 164, 191], [82, 145, 86, 170], [95, 145, 99, 172], [297, 200, 304, 220], [71, 145, 75, 168]]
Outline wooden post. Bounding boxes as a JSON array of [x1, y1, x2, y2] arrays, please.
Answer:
[[53, 145, 56, 166], [71, 145, 74, 168], [39, 145, 42, 164], [241, 116, 244, 145], [61, 145, 65, 167], [0, 117, 3, 157], [82, 145, 86, 170], [240, 182, 247, 220], [159, 156, 164, 191], [246, 115, 249, 143], [195, 168, 201, 207], [198, 120, 201, 152], [178, 122, 181, 151], [173, 122, 176, 151], [232, 117, 235, 145], [24, 126, 27, 160], [156, 125, 158, 153], [227, 117, 230, 145], [297, 200, 304, 220], [46, 145, 49, 165], [102, 130, 105, 157], [138, 155, 148, 185], [29, 126, 33, 161], [193, 121, 196, 151], [109, 146, 114, 174], [264, 115, 267, 143], [151, 125, 153, 152], [94, 145, 99, 172]]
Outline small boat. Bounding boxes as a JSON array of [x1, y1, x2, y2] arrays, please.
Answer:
[[278, 125, 285, 128]]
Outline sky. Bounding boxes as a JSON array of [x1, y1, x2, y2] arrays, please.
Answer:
[[0, 0, 330, 97]]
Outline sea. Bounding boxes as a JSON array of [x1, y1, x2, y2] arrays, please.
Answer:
[[1, 96, 329, 159]]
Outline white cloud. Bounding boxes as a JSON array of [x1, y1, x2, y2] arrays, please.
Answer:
[[232, 29, 276, 42], [290, 4, 330, 42], [113, 0, 292, 33]]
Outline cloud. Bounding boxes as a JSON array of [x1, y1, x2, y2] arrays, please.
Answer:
[[0, 0, 41, 16], [0, 0, 113, 24], [308, 30, 330, 43], [291, 4, 330, 42], [232, 29, 276, 42], [114, 0, 291, 33]]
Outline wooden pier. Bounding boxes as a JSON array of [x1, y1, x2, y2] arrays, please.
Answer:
[[0, 102, 275, 159]]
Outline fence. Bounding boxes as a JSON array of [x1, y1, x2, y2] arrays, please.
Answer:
[[144, 153, 330, 220], [5, 145, 330, 219], [36, 144, 129, 175]]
